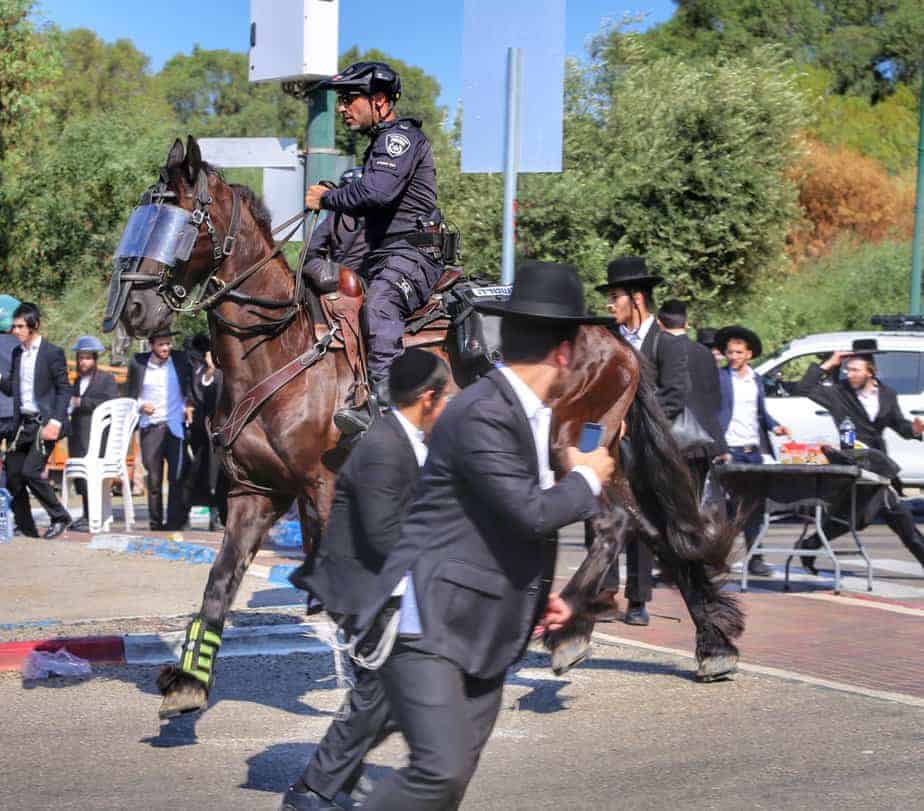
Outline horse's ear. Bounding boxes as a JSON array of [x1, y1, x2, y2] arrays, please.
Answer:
[[185, 135, 202, 182], [166, 139, 184, 169]]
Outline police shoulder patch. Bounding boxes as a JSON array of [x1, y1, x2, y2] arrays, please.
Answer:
[[385, 133, 411, 158]]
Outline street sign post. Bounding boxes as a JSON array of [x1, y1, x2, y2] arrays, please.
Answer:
[[461, 0, 566, 283]]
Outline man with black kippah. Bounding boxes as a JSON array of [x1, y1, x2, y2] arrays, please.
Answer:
[[282, 348, 450, 811]]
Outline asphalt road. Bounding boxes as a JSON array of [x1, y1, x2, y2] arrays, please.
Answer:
[[2, 641, 922, 811]]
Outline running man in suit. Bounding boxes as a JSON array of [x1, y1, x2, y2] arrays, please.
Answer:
[[0, 302, 72, 538], [350, 261, 614, 810], [67, 335, 120, 532], [281, 349, 450, 811]]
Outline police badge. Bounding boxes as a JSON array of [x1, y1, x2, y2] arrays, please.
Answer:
[[385, 133, 411, 158]]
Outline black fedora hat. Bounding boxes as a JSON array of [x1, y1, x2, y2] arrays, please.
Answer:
[[696, 327, 718, 348], [148, 327, 180, 340], [595, 256, 663, 293], [473, 261, 612, 324], [714, 325, 763, 358]]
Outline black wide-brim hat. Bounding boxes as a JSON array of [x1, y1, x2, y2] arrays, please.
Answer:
[[148, 327, 180, 340], [714, 325, 763, 358], [595, 256, 663, 293], [696, 327, 718, 349], [473, 260, 613, 324]]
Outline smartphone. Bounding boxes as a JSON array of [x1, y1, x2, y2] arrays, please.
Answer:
[[577, 422, 605, 452]]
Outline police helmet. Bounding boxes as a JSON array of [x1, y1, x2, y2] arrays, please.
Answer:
[[323, 61, 402, 101], [339, 167, 363, 186], [72, 335, 106, 354]]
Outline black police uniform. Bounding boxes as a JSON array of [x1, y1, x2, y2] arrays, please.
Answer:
[[320, 117, 442, 389], [305, 210, 369, 275]]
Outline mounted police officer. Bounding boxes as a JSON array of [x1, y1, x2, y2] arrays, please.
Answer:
[[302, 167, 369, 293], [305, 61, 444, 435]]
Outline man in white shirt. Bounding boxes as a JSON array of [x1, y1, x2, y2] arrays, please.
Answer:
[[126, 328, 193, 531], [283, 349, 450, 811], [0, 303, 72, 538], [715, 325, 789, 576]]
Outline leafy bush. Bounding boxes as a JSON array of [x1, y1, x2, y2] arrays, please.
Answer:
[[699, 239, 916, 357]]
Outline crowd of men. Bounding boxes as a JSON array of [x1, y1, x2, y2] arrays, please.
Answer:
[[0, 296, 225, 536]]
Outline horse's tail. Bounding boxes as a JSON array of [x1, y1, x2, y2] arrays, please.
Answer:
[[626, 362, 735, 570]]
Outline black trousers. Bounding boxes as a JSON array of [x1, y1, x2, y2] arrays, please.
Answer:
[[585, 521, 653, 604], [802, 488, 924, 568], [139, 423, 186, 530], [302, 664, 394, 800], [728, 446, 765, 547], [363, 643, 505, 810], [5, 419, 69, 533]]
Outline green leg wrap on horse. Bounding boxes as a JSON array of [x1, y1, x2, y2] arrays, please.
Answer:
[[178, 617, 223, 688]]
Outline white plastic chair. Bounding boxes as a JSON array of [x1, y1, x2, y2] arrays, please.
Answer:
[[62, 397, 140, 533]]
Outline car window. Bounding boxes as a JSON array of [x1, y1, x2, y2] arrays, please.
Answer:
[[762, 354, 828, 397], [866, 352, 923, 395]]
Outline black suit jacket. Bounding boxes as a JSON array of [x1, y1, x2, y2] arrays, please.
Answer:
[[0, 338, 71, 435], [290, 412, 420, 617], [795, 363, 922, 454], [639, 324, 689, 421], [126, 351, 193, 404], [675, 333, 727, 457], [355, 369, 600, 680], [68, 371, 120, 458]]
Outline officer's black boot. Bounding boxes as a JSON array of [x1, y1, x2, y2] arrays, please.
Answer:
[[334, 379, 390, 436]]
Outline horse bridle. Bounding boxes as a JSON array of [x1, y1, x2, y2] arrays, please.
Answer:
[[123, 166, 317, 335]]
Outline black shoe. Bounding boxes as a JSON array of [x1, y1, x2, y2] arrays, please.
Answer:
[[279, 785, 345, 811], [747, 556, 773, 577], [70, 518, 90, 533], [149, 522, 165, 532], [624, 602, 649, 626], [333, 405, 373, 436], [44, 519, 71, 540], [794, 538, 820, 574], [14, 525, 40, 538]]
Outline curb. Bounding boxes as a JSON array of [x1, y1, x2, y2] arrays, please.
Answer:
[[0, 622, 332, 673]]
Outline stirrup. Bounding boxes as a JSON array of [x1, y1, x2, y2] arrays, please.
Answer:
[[334, 404, 374, 436]]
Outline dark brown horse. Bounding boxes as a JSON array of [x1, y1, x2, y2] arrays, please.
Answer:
[[108, 137, 742, 718]]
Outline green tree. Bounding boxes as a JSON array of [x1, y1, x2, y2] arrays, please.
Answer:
[[157, 47, 304, 138]]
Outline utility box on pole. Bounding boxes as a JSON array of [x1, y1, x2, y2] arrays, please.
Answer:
[[249, 0, 339, 83]]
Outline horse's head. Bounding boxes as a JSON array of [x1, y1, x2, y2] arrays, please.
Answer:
[[104, 136, 241, 337]]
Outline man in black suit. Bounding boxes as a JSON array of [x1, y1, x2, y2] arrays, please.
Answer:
[[794, 350, 924, 572], [127, 328, 193, 531], [591, 256, 689, 625], [0, 303, 72, 538], [0, 294, 21, 453], [657, 300, 728, 498], [67, 335, 120, 533], [348, 261, 614, 810], [281, 349, 450, 811]]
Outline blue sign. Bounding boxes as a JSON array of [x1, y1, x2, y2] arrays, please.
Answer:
[[461, 0, 565, 174]]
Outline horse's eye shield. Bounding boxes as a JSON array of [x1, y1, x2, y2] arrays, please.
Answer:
[[113, 203, 199, 267]]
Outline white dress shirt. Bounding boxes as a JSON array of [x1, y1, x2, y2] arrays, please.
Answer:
[[138, 356, 185, 439], [725, 366, 761, 447], [620, 314, 655, 352], [392, 409, 428, 636], [18, 335, 42, 415], [499, 365, 602, 496], [857, 386, 879, 423]]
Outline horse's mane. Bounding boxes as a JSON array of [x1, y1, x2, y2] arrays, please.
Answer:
[[199, 161, 275, 243]]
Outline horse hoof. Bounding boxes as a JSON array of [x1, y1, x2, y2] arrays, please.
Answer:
[[550, 636, 593, 676], [695, 654, 738, 683], [158, 673, 209, 719]]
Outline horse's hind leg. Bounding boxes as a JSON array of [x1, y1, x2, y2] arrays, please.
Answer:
[[158, 492, 291, 718]]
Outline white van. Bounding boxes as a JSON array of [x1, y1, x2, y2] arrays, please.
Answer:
[[755, 328, 924, 485]]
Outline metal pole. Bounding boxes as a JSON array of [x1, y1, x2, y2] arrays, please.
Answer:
[[910, 75, 924, 315], [501, 47, 522, 285], [305, 87, 338, 240]]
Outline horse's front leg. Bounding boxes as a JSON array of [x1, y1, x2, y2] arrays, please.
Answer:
[[158, 491, 291, 718]]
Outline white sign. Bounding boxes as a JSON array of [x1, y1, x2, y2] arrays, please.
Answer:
[[249, 0, 339, 83]]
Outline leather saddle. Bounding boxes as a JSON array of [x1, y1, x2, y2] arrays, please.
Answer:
[[317, 266, 463, 398]]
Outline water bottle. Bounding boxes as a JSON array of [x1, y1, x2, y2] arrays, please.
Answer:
[[839, 417, 856, 451], [0, 487, 12, 543]]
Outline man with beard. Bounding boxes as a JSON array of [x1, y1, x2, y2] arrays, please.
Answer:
[[794, 350, 924, 572], [305, 61, 445, 435]]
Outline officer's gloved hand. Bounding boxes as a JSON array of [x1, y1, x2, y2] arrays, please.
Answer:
[[303, 257, 340, 294]]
